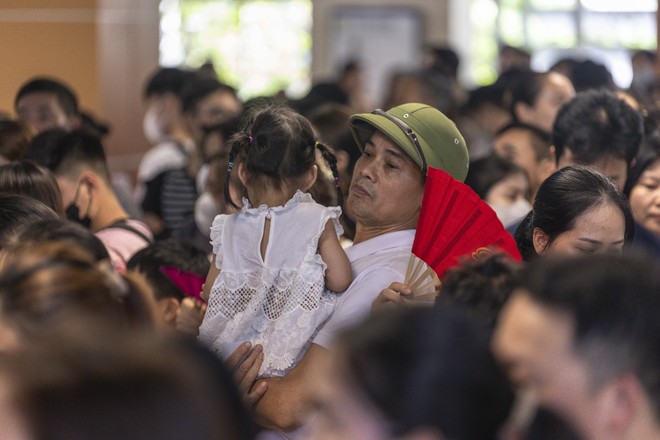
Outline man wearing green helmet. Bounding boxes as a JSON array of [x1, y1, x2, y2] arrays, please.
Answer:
[[233, 103, 470, 436]]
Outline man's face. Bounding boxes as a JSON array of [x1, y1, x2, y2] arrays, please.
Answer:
[[494, 129, 541, 193], [629, 159, 660, 236], [346, 132, 424, 236], [557, 149, 628, 192], [492, 291, 605, 440], [16, 92, 73, 133], [522, 72, 575, 133], [55, 175, 79, 208], [190, 91, 242, 143]]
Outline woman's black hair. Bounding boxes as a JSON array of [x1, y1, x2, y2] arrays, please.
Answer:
[[464, 155, 526, 201], [223, 104, 340, 209], [624, 131, 660, 196], [514, 166, 634, 261]]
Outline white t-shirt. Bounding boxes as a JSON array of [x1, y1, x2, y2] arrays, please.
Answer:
[[257, 229, 414, 440], [313, 229, 414, 348]]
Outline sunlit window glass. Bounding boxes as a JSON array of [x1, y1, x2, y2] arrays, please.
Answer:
[[159, 0, 312, 100]]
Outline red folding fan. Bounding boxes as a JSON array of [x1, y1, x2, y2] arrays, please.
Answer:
[[404, 167, 522, 303]]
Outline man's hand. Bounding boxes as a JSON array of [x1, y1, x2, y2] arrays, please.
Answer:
[[225, 342, 268, 409], [371, 281, 412, 313]]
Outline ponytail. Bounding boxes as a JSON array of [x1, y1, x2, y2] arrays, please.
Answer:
[[513, 210, 536, 262], [315, 141, 343, 206], [223, 132, 252, 209]]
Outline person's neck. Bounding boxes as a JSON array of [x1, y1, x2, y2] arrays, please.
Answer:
[[247, 185, 299, 209], [353, 221, 416, 245], [166, 124, 193, 151], [90, 189, 129, 232], [621, 403, 660, 440]]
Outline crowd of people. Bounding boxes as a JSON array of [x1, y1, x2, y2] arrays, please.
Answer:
[[0, 43, 658, 440]]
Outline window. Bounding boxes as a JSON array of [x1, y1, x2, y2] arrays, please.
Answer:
[[497, 0, 657, 86], [159, 0, 312, 100]]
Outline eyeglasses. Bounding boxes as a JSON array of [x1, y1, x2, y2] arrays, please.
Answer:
[[372, 109, 427, 176]]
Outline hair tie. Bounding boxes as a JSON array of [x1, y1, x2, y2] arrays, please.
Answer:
[[314, 141, 320, 150], [226, 161, 234, 173], [334, 176, 340, 189], [247, 135, 253, 145]]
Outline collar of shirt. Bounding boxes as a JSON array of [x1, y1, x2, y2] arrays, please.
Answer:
[[345, 229, 415, 262]]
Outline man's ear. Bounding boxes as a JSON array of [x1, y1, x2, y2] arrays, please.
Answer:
[[532, 227, 550, 255], [77, 171, 98, 194], [549, 145, 560, 166], [514, 102, 534, 123], [593, 373, 641, 438], [538, 157, 557, 183], [159, 297, 181, 325]]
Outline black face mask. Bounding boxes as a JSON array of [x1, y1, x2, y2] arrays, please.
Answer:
[[65, 203, 92, 229], [66, 181, 92, 229]]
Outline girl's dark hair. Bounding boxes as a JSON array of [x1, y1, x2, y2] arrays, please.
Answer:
[[624, 131, 660, 196], [0, 160, 64, 217], [464, 155, 526, 200], [514, 166, 634, 261], [223, 104, 340, 208]]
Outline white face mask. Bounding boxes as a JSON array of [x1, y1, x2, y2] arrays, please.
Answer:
[[491, 199, 532, 228], [142, 106, 165, 144], [194, 191, 220, 239]]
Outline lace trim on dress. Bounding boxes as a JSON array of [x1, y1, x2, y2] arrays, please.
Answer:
[[201, 269, 336, 375], [240, 189, 314, 216]]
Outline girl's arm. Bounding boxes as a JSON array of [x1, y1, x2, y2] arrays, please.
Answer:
[[201, 254, 221, 301], [318, 220, 352, 292]]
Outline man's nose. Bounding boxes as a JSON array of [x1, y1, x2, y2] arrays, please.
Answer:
[[358, 160, 378, 182]]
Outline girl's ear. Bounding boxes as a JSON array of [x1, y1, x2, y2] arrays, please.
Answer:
[[237, 161, 250, 187], [532, 227, 550, 255], [302, 164, 318, 191]]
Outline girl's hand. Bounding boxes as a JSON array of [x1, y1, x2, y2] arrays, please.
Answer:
[[371, 282, 413, 313]]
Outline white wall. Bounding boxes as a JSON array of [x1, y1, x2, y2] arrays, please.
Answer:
[[311, 0, 451, 106]]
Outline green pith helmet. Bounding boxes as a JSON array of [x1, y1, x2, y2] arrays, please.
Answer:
[[349, 103, 470, 182]]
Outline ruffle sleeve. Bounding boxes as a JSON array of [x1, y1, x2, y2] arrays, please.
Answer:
[[304, 205, 344, 268], [209, 214, 228, 269]]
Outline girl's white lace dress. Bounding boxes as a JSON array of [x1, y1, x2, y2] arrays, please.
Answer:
[[198, 191, 343, 377]]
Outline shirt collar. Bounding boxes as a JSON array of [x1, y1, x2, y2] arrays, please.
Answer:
[[346, 229, 415, 262]]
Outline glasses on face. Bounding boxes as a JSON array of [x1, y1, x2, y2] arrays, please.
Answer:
[[372, 109, 427, 177]]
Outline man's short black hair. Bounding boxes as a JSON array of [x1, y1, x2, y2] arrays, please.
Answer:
[[144, 68, 196, 100], [497, 122, 552, 162], [181, 78, 239, 114], [552, 90, 643, 166], [521, 254, 660, 420], [14, 77, 79, 117], [126, 239, 210, 301], [43, 129, 110, 181]]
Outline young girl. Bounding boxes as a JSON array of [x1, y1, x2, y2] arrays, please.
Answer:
[[198, 105, 352, 377]]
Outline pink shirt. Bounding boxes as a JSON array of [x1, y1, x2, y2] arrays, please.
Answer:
[[95, 219, 153, 273]]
